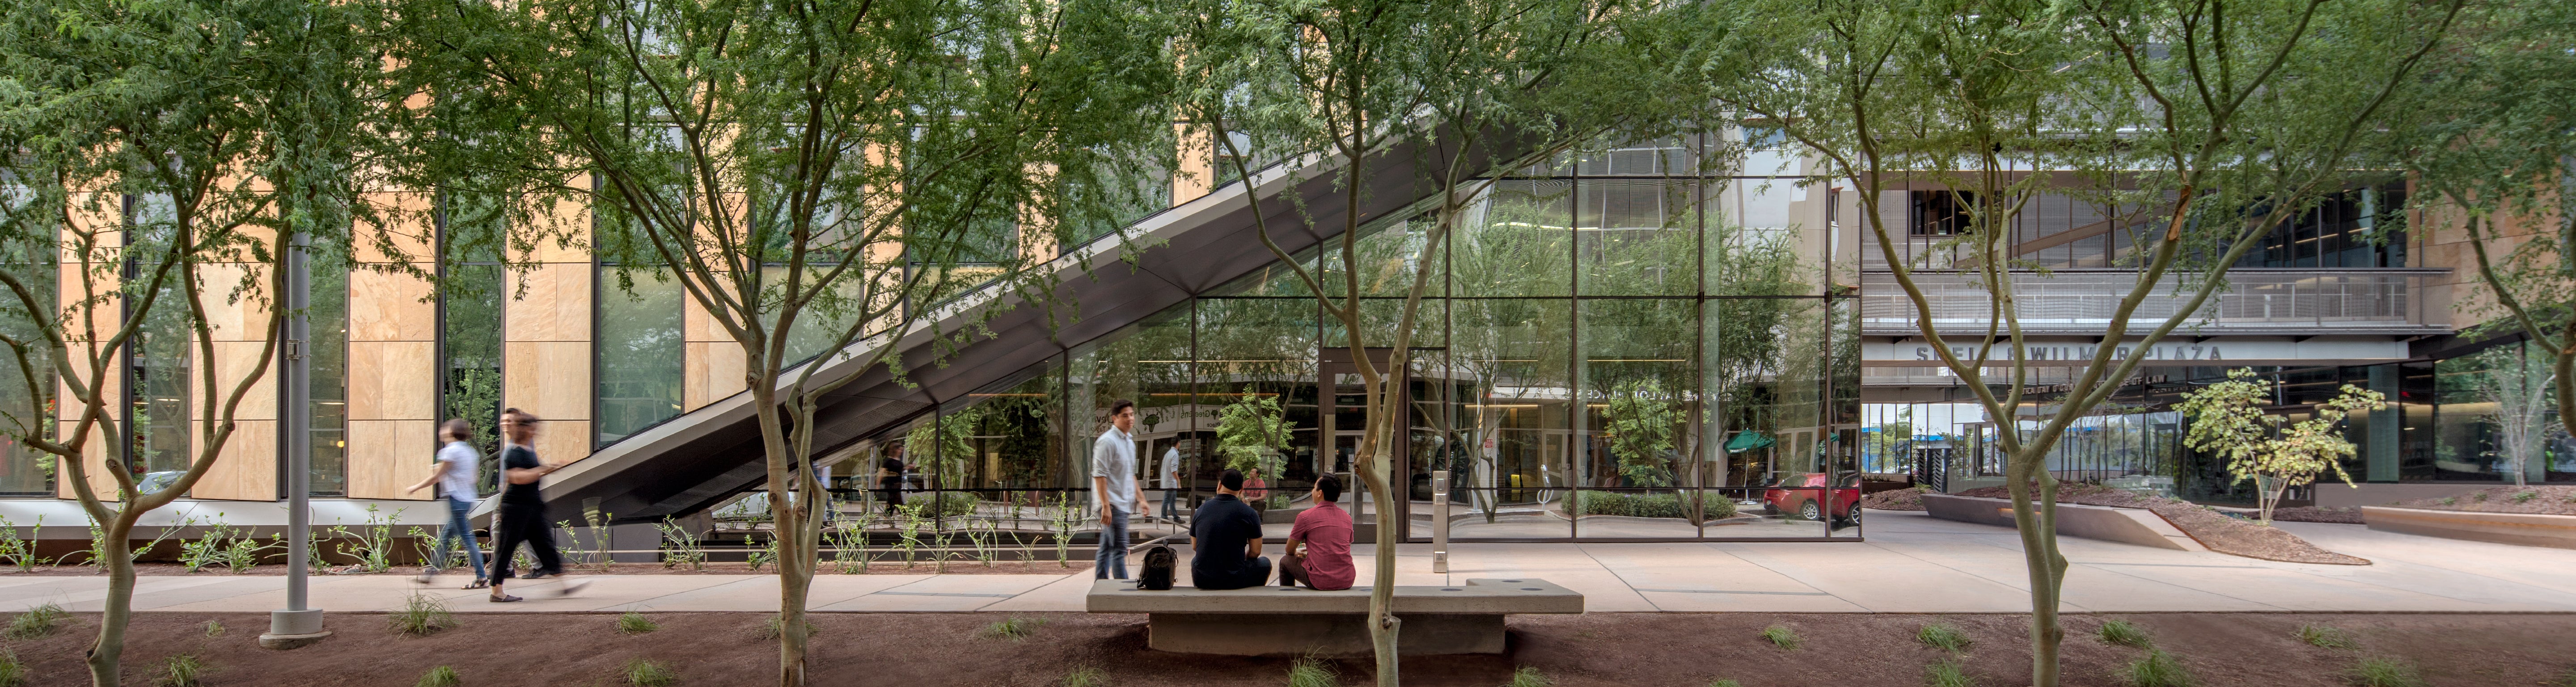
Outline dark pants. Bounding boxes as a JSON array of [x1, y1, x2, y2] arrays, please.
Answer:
[[880, 480, 905, 514], [489, 502, 562, 581], [1193, 556, 1272, 590], [1277, 553, 1309, 588]]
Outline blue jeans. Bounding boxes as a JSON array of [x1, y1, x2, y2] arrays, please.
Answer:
[[432, 498, 488, 579], [1095, 506, 1129, 580], [1159, 488, 1180, 521]]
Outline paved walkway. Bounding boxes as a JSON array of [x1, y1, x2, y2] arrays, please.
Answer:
[[6, 512, 2573, 615]]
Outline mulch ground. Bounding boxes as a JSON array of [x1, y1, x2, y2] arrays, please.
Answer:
[[2389, 485, 2576, 515], [1954, 485, 2366, 565], [8, 611, 2575, 686], [2270, 506, 2368, 524], [1860, 487, 1927, 511]]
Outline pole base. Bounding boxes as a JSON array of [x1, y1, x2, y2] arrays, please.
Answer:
[[260, 608, 327, 649], [257, 630, 332, 650]]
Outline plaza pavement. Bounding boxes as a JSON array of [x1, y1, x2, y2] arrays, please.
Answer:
[[4, 510, 2572, 615]]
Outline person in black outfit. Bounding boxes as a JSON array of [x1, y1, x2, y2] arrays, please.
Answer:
[[488, 408, 567, 603], [1189, 468, 1270, 590], [878, 452, 906, 515]]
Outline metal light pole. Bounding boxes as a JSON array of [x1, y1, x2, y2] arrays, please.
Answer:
[[260, 230, 329, 649]]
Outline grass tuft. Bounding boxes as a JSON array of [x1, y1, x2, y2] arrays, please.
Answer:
[[1060, 666, 1110, 687], [157, 655, 204, 687], [2553, 669, 2576, 687], [1760, 624, 1801, 650], [2515, 490, 2540, 503], [755, 614, 821, 641], [2125, 649, 2196, 687], [2097, 619, 2153, 648], [0, 649, 23, 687], [390, 593, 455, 636], [1707, 681, 1744, 687], [2347, 657, 2427, 687], [622, 659, 678, 687], [1286, 657, 1338, 687], [2298, 624, 2356, 649], [1505, 666, 1552, 687], [1924, 658, 1980, 687], [1917, 622, 1972, 653], [201, 620, 224, 638], [982, 616, 1045, 641], [2, 603, 64, 640], [617, 611, 660, 635], [415, 665, 462, 687]]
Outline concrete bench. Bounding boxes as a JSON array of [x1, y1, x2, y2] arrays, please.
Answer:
[[1086, 577, 1582, 657]]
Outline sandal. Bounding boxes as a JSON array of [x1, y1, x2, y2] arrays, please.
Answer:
[[462, 578, 490, 590], [487, 594, 523, 603]]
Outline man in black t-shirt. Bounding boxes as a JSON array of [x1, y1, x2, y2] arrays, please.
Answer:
[[1189, 469, 1270, 590], [488, 408, 568, 603]]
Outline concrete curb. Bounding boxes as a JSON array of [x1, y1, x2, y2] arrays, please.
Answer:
[[1920, 493, 2208, 552], [2361, 506, 2576, 550]]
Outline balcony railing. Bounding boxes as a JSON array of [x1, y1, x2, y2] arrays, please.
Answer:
[[1860, 269, 2450, 336]]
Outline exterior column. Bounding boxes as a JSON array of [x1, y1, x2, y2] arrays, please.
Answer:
[[503, 195, 593, 462], [344, 191, 440, 499]]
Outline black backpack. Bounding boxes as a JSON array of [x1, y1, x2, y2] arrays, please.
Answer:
[[1137, 545, 1177, 590]]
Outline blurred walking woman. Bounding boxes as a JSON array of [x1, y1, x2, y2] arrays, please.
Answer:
[[487, 408, 568, 602]]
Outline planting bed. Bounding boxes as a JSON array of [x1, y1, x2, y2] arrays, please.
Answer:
[[4, 611, 2573, 686]]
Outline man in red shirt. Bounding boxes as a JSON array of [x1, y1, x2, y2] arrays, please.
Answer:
[[1279, 474, 1354, 590]]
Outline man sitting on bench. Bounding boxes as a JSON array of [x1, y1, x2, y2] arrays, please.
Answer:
[[1280, 474, 1353, 590], [1190, 468, 1271, 590]]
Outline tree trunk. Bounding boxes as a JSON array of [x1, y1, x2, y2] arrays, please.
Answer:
[[777, 521, 812, 687], [2004, 452, 2065, 687], [1360, 439, 1402, 687], [85, 523, 135, 687]]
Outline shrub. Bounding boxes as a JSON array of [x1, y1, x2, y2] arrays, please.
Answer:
[[157, 655, 204, 687], [2097, 619, 2152, 648], [2347, 657, 2426, 687], [1706, 681, 1743, 687], [1924, 658, 1979, 687], [201, 620, 224, 637], [1571, 492, 1735, 520], [2516, 490, 2539, 503], [1060, 666, 1109, 687], [0, 649, 24, 687], [2125, 649, 2195, 687], [2439, 497, 2456, 506], [982, 617, 1042, 641], [1760, 624, 1800, 650], [390, 594, 455, 636], [1917, 622, 1971, 653], [617, 611, 659, 635], [1286, 657, 1337, 687], [2298, 624, 2356, 649], [3, 603, 64, 639], [623, 659, 678, 687], [415, 665, 462, 687], [1505, 666, 1551, 687]]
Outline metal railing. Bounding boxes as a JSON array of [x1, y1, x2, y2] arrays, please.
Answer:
[[1861, 269, 2449, 335]]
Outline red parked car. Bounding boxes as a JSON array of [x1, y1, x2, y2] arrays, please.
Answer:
[[1763, 472, 1862, 525]]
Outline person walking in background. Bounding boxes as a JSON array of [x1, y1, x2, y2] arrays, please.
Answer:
[[1189, 469, 1270, 590], [488, 408, 569, 602], [1158, 443, 1184, 523], [406, 418, 488, 588], [1279, 474, 1353, 590], [1091, 399, 1146, 580], [1241, 467, 1268, 506], [877, 450, 907, 515]]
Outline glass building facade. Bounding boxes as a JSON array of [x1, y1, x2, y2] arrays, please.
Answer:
[[823, 135, 1867, 542]]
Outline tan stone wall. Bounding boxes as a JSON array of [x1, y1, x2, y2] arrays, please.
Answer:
[[345, 191, 439, 499]]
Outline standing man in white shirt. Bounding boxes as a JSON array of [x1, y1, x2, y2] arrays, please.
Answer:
[[1091, 399, 1146, 579], [1158, 443, 1184, 523]]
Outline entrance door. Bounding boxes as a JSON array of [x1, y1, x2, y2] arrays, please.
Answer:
[[1319, 347, 1417, 540]]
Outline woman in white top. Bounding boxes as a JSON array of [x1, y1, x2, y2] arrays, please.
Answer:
[[407, 419, 490, 587]]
